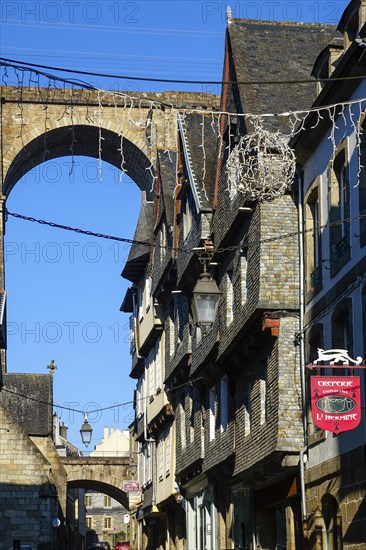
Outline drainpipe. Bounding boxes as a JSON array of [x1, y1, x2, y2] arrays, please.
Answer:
[[297, 167, 308, 536]]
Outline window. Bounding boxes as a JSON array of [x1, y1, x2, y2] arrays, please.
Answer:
[[306, 323, 324, 364], [189, 391, 195, 443], [322, 494, 343, 549], [179, 400, 186, 450], [359, 121, 366, 246], [209, 386, 216, 441], [144, 443, 152, 483], [155, 338, 162, 392], [135, 374, 145, 418], [226, 272, 234, 325], [160, 224, 166, 262], [363, 284, 366, 358], [165, 427, 171, 475], [148, 347, 155, 399], [305, 181, 322, 293], [336, 153, 349, 240], [138, 282, 143, 321], [329, 147, 350, 272], [139, 442, 151, 485], [332, 298, 353, 356], [183, 197, 193, 240], [173, 295, 186, 348], [157, 427, 171, 479], [104, 516, 112, 529], [259, 374, 267, 426], [86, 516, 93, 529], [332, 298, 353, 376], [129, 313, 136, 356], [244, 383, 251, 436], [227, 143, 239, 199], [104, 495, 111, 507], [144, 274, 151, 314], [85, 494, 92, 507], [169, 312, 175, 357], [158, 436, 164, 480], [240, 250, 248, 305], [220, 375, 228, 432]]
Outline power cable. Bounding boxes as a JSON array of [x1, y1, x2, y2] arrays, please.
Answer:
[[2, 57, 366, 86], [5, 209, 189, 255], [1, 20, 223, 37], [6, 209, 366, 257], [1, 376, 204, 414], [1, 45, 221, 65]]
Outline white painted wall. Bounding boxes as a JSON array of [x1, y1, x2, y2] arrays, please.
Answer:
[[302, 80, 366, 469]]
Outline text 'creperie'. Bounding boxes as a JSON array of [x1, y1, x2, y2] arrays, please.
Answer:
[[317, 380, 353, 387]]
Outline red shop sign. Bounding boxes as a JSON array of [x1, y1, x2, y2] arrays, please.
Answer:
[[311, 376, 361, 433]]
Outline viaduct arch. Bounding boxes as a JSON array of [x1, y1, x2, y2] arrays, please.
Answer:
[[0, 86, 220, 289], [0, 84, 220, 502], [61, 456, 137, 509]]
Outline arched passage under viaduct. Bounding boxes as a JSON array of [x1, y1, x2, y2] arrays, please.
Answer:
[[61, 456, 137, 509], [0, 85, 220, 291]]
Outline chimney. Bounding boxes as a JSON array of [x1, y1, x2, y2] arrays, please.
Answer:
[[60, 422, 68, 440]]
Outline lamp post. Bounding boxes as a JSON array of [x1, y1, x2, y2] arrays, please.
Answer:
[[191, 263, 221, 330], [80, 414, 93, 447]]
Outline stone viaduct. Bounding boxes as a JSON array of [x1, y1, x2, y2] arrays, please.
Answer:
[[61, 455, 137, 509], [0, 84, 220, 511], [0, 85, 220, 292]]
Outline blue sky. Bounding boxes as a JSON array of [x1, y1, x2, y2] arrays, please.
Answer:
[[1, 0, 349, 450]]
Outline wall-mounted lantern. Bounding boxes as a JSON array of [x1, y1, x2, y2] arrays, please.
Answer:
[[191, 264, 221, 328]]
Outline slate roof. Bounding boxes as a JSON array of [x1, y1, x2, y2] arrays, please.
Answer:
[[156, 149, 177, 229], [228, 19, 336, 133], [0, 373, 53, 436], [179, 112, 219, 210], [121, 192, 153, 284]]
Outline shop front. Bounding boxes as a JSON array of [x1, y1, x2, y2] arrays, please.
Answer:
[[184, 475, 217, 550]]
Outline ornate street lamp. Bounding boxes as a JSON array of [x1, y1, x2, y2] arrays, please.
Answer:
[[80, 414, 93, 447], [191, 264, 221, 328]]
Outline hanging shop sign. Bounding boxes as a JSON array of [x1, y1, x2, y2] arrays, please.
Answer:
[[308, 349, 364, 434], [311, 376, 361, 433], [123, 480, 140, 492]]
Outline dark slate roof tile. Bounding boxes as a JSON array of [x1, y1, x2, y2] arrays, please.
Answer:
[[157, 149, 177, 228], [228, 19, 336, 133], [180, 112, 219, 209], [122, 193, 153, 283], [0, 373, 53, 436]]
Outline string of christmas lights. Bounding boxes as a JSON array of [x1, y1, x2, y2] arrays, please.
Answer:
[[2, 61, 366, 206]]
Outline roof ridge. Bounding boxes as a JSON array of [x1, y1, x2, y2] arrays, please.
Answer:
[[230, 18, 336, 28]]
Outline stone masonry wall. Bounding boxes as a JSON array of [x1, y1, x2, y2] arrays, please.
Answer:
[[0, 404, 57, 549], [306, 446, 366, 550]]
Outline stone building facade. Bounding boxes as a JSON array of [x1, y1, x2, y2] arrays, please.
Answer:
[[292, 0, 366, 547], [122, 11, 358, 550], [0, 374, 66, 549], [85, 428, 130, 546]]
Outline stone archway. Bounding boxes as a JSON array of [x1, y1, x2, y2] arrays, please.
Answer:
[[62, 455, 137, 509], [3, 124, 155, 199]]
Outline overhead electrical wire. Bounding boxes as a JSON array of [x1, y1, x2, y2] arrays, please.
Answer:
[[6, 209, 366, 256], [1, 376, 204, 415], [1, 46, 221, 65], [2, 20, 223, 37], [2, 57, 366, 86]]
